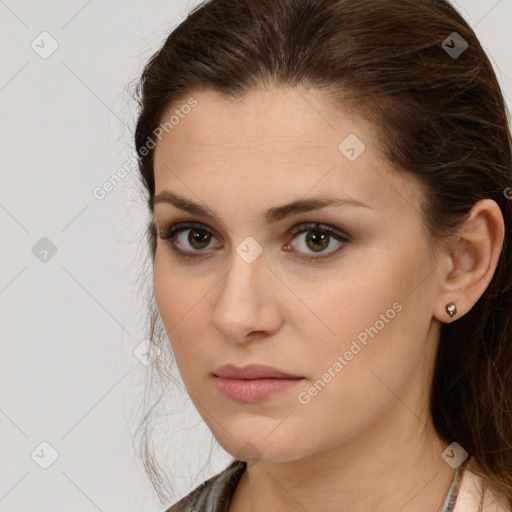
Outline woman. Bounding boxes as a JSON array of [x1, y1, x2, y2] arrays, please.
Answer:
[[133, 0, 512, 510]]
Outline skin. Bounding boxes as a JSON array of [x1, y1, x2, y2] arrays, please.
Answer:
[[151, 87, 505, 512]]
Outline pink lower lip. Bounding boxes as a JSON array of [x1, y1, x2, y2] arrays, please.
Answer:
[[215, 377, 304, 404]]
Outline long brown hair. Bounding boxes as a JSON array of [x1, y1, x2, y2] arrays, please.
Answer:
[[132, 0, 512, 506]]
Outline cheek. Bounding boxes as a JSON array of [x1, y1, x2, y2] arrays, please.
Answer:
[[152, 251, 214, 365], [153, 254, 192, 353], [296, 255, 419, 389], [153, 253, 177, 325], [298, 266, 397, 350], [153, 248, 202, 321]]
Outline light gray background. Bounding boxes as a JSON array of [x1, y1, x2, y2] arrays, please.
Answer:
[[1, 1, 511, 511]]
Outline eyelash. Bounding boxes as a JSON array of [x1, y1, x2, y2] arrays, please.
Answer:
[[157, 222, 351, 262]]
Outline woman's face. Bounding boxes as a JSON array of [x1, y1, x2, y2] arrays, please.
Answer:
[[152, 87, 444, 463]]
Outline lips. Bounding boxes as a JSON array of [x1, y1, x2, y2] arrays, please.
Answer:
[[213, 364, 305, 404], [213, 364, 303, 379]]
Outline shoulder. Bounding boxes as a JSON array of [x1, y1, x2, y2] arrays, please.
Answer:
[[453, 459, 511, 512], [163, 459, 246, 512]]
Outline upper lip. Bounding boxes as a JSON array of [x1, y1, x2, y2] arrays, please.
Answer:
[[213, 364, 303, 379]]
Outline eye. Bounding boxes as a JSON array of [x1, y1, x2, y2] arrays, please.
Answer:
[[157, 221, 350, 261], [284, 222, 350, 261], [158, 222, 221, 259]]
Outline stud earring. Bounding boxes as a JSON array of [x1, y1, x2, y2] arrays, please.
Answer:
[[446, 302, 457, 319]]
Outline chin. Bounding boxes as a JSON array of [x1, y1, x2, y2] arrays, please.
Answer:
[[215, 431, 306, 465]]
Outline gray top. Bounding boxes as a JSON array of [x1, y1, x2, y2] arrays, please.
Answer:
[[439, 459, 465, 512], [164, 457, 469, 512]]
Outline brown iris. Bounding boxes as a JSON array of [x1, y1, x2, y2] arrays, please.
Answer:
[[188, 229, 212, 250], [306, 230, 329, 252]]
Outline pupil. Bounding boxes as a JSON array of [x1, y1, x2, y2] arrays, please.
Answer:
[[307, 231, 328, 252]]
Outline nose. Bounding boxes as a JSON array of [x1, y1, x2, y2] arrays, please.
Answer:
[[212, 250, 283, 345]]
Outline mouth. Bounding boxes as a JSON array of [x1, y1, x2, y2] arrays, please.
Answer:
[[213, 364, 305, 404]]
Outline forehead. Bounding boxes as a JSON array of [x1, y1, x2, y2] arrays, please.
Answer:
[[153, 87, 423, 217], [155, 87, 370, 155]]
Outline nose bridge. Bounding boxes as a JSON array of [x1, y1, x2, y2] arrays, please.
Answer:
[[212, 247, 276, 342], [220, 232, 267, 300], [217, 249, 264, 312]]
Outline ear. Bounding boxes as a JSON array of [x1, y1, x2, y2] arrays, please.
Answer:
[[434, 199, 505, 323]]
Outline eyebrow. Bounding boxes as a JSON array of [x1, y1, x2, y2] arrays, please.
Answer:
[[152, 190, 373, 225]]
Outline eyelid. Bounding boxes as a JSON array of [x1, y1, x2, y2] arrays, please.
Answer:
[[157, 221, 219, 240]]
